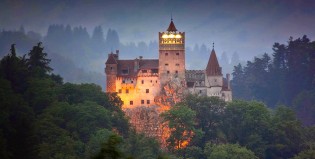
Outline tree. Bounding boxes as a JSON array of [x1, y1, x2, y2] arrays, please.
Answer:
[[204, 143, 258, 159], [266, 106, 303, 159], [222, 100, 271, 158], [161, 103, 196, 151], [27, 42, 52, 76], [92, 134, 124, 159], [184, 95, 226, 146]]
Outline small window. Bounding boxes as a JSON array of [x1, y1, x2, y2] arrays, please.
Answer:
[[141, 100, 144, 104], [126, 89, 129, 93], [110, 66, 113, 70], [146, 89, 149, 93], [175, 70, 178, 74], [130, 101, 133, 105], [142, 70, 147, 73], [167, 71, 170, 74], [152, 69, 158, 73], [165, 63, 169, 66], [131, 81, 133, 83], [165, 53, 168, 56], [118, 89, 122, 93], [199, 90, 202, 93], [176, 63, 180, 66], [176, 53, 179, 55], [122, 69, 128, 74], [150, 80, 152, 83], [214, 79, 217, 82], [141, 80, 144, 84], [147, 100, 150, 104], [122, 80, 125, 83], [156, 80, 157, 83]]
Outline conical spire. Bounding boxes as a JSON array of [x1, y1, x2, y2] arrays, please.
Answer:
[[206, 47, 222, 76], [167, 18, 177, 32]]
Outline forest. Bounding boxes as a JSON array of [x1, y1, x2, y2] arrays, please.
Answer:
[[0, 43, 167, 159], [0, 28, 315, 158], [0, 25, 241, 90]]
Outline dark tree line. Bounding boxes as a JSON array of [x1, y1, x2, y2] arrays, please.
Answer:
[[162, 95, 315, 159], [231, 35, 315, 125], [0, 43, 168, 159]]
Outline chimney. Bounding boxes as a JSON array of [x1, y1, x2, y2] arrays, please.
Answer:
[[134, 58, 139, 73], [116, 50, 119, 59], [226, 73, 231, 90]]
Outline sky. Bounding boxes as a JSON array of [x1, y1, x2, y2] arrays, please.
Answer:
[[1, 0, 315, 60]]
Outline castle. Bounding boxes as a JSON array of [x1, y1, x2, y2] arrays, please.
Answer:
[[105, 19, 232, 109]]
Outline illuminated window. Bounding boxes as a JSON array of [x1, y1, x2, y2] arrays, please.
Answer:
[[146, 89, 149, 93], [118, 89, 122, 93], [141, 100, 144, 104], [130, 101, 133, 105], [126, 89, 129, 93], [165, 63, 169, 66], [141, 80, 144, 84], [147, 100, 150, 104]]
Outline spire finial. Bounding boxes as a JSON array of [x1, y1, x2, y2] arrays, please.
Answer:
[[212, 42, 214, 49], [171, 13, 173, 21]]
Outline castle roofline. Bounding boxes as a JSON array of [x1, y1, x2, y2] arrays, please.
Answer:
[[206, 49, 222, 76], [167, 19, 177, 32]]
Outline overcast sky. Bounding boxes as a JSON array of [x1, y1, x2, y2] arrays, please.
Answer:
[[1, 0, 315, 60]]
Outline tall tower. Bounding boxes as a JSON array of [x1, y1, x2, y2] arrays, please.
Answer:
[[159, 19, 185, 86], [105, 51, 118, 92]]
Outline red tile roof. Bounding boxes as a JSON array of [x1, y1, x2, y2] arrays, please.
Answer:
[[206, 49, 222, 76], [167, 20, 177, 32], [105, 53, 118, 64], [117, 59, 158, 77]]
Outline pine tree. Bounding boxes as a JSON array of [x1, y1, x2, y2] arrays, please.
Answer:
[[27, 42, 52, 76]]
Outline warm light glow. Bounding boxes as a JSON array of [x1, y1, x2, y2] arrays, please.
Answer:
[[175, 34, 181, 38], [162, 34, 169, 38], [169, 34, 175, 38]]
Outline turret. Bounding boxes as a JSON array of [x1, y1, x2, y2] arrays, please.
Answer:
[[105, 51, 119, 92], [205, 44, 223, 87]]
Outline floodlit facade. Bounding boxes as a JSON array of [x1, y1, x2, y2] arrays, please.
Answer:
[[105, 19, 232, 109]]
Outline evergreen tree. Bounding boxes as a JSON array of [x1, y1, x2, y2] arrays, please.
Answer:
[[27, 42, 52, 76]]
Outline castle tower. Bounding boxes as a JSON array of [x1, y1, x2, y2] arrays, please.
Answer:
[[105, 51, 119, 92], [159, 19, 185, 86], [205, 45, 223, 87]]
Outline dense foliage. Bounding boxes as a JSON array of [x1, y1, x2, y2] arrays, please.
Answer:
[[231, 35, 315, 125], [162, 95, 315, 159], [0, 43, 166, 159]]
